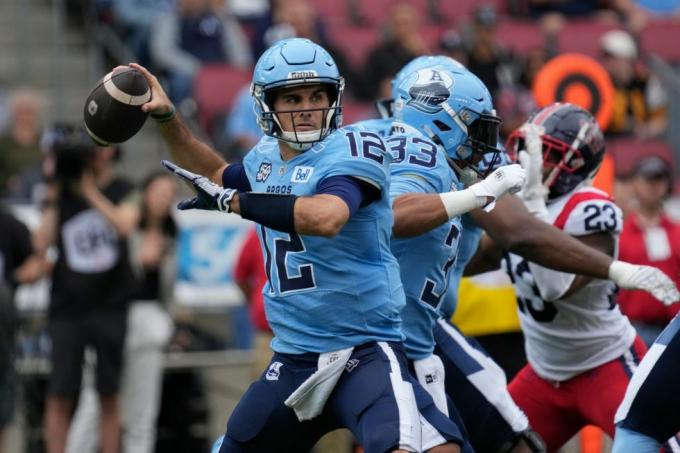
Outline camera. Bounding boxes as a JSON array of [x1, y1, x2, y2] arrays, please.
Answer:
[[43, 124, 96, 184]]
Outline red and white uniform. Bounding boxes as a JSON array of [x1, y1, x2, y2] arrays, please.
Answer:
[[505, 185, 647, 450]]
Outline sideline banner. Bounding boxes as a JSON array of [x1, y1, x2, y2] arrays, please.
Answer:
[[174, 210, 251, 307]]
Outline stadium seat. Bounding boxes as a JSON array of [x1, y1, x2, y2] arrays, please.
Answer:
[[193, 64, 251, 136], [640, 19, 680, 62], [354, 0, 431, 26], [326, 24, 380, 70], [437, 0, 507, 22], [557, 20, 618, 57], [608, 138, 675, 177], [308, 0, 349, 24], [421, 24, 447, 52], [495, 20, 545, 54], [342, 101, 378, 125]]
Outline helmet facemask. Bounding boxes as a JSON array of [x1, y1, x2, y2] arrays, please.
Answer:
[[507, 122, 592, 199], [253, 78, 344, 151], [438, 104, 502, 178]]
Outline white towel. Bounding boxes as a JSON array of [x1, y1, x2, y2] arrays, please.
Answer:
[[284, 347, 354, 421], [413, 354, 448, 416]]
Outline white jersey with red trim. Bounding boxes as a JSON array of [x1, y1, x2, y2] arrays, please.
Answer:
[[503, 185, 637, 381]]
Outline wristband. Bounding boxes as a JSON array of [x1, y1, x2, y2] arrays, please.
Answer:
[[150, 105, 176, 123], [439, 188, 485, 220], [239, 193, 298, 233]]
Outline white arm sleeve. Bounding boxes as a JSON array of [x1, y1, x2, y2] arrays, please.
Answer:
[[439, 188, 485, 219]]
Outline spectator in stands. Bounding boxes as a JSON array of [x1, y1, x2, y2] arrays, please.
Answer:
[[617, 155, 680, 346], [461, 4, 516, 100], [0, 207, 45, 453], [360, 2, 429, 101], [256, 0, 355, 98], [496, 48, 546, 138], [600, 30, 668, 139], [149, 0, 252, 104], [112, 0, 174, 66], [66, 171, 176, 453], [221, 85, 263, 162], [439, 29, 468, 67], [36, 126, 138, 453], [0, 88, 47, 201]]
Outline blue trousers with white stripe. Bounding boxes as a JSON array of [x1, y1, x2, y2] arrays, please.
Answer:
[[614, 314, 680, 453], [219, 341, 462, 453], [434, 318, 530, 452]]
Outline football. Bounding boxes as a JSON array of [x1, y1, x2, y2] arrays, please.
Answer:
[[83, 67, 151, 146]]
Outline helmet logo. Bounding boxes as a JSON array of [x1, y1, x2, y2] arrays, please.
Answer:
[[407, 68, 454, 113], [288, 70, 318, 80]]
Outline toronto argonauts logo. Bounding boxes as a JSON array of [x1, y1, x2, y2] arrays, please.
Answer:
[[407, 68, 454, 113], [256, 162, 272, 182], [266, 361, 283, 381]]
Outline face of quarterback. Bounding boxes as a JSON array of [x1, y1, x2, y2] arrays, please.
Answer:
[[271, 84, 330, 134]]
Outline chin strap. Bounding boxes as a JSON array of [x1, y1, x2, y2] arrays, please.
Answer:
[[279, 129, 323, 151]]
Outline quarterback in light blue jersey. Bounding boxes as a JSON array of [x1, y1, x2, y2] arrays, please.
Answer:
[[132, 39, 463, 453]]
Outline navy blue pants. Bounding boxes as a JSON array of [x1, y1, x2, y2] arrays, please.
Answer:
[[434, 318, 529, 452], [220, 341, 462, 453], [616, 314, 680, 443]]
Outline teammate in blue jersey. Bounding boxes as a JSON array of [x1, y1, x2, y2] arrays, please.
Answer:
[[132, 38, 462, 453], [356, 54, 680, 453], [613, 314, 680, 453]]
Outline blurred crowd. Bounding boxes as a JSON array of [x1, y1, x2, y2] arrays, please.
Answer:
[[1, 0, 680, 452]]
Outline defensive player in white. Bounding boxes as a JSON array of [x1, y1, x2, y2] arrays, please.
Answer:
[[465, 103, 672, 451]]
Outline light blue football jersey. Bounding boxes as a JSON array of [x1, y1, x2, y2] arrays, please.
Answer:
[[242, 127, 405, 354], [353, 117, 393, 137], [440, 151, 511, 318], [385, 122, 462, 360], [440, 214, 482, 319]]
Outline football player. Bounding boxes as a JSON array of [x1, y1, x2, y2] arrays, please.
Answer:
[[465, 103, 667, 450], [384, 63, 526, 452], [355, 57, 542, 453], [132, 38, 461, 453], [356, 56, 680, 453], [613, 313, 680, 453]]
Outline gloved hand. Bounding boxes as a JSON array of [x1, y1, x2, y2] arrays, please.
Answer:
[[609, 260, 680, 306], [517, 124, 549, 215], [469, 164, 526, 210], [161, 160, 236, 212]]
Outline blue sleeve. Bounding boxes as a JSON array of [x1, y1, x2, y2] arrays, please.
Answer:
[[389, 172, 440, 203], [323, 129, 390, 193], [317, 176, 376, 216], [222, 163, 252, 191]]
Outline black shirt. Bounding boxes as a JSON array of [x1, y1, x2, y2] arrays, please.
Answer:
[[50, 178, 136, 318], [0, 209, 33, 289]]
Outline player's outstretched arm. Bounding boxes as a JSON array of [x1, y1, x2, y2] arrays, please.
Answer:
[[163, 161, 351, 237], [392, 164, 526, 238], [471, 194, 680, 305], [471, 194, 612, 276], [130, 63, 227, 185], [463, 233, 504, 276], [230, 193, 350, 238]]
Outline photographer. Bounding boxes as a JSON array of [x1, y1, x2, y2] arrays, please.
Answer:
[[34, 125, 139, 453]]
